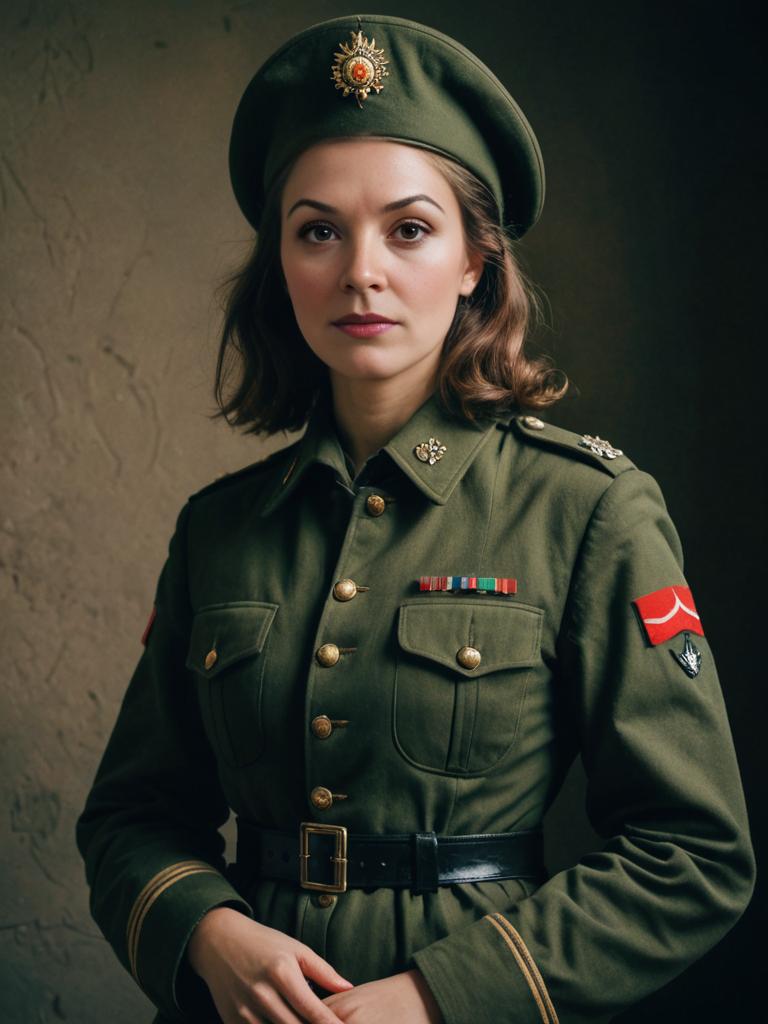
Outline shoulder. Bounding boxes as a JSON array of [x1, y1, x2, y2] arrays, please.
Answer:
[[503, 413, 637, 479], [187, 440, 300, 504], [501, 414, 679, 552]]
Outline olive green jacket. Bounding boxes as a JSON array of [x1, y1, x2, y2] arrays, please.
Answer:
[[76, 389, 755, 1024]]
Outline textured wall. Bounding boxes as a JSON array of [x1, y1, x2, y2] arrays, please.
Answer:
[[1, 2, 284, 1020], [1, 2, 762, 1022]]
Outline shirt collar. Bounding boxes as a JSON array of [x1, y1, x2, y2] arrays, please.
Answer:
[[258, 387, 503, 517]]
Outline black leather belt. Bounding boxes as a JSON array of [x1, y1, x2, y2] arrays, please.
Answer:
[[236, 819, 545, 894]]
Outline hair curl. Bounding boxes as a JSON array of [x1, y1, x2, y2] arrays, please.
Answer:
[[213, 142, 567, 435]]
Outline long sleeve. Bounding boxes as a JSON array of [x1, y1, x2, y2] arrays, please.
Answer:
[[411, 468, 756, 1023], [75, 502, 252, 1021]]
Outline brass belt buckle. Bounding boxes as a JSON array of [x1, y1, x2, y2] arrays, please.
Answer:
[[299, 822, 348, 893]]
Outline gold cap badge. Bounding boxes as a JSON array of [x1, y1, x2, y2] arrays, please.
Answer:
[[331, 30, 389, 108]]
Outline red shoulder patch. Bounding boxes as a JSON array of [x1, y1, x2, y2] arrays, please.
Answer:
[[141, 605, 157, 646], [633, 586, 704, 645]]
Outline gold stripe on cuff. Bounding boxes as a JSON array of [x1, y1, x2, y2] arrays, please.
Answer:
[[484, 913, 559, 1024], [126, 860, 218, 980], [126, 860, 209, 963]]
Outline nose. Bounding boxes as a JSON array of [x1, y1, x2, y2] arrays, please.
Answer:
[[338, 230, 387, 294]]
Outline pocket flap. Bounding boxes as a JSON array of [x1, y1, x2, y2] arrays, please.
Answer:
[[186, 602, 279, 678], [397, 599, 542, 677]]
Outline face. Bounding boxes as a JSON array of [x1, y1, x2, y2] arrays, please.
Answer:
[[279, 138, 483, 392]]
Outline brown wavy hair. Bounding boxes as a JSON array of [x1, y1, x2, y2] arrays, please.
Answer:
[[213, 142, 567, 435]]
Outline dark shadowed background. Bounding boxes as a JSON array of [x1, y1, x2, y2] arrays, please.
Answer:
[[1, 1, 763, 1021]]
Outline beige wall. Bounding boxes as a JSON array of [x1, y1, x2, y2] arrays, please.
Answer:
[[1, 3, 293, 1019]]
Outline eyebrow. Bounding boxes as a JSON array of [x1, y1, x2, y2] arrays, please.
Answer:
[[286, 193, 445, 218]]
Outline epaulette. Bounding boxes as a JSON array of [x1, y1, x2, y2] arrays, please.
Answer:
[[508, 414, 636, 478], [188, 441, 300, 501]]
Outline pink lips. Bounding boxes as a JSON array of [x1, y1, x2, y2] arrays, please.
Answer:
[[332, 313, 399, 339], [335, 322, 396, 337]]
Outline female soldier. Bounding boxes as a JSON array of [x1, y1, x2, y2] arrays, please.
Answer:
[[76, 13, 755, 1024]]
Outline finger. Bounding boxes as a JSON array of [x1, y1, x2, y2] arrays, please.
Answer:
[[272, 962, 348, 1024], [297, 948, 354, 993], [251, 983, 307, 1024]]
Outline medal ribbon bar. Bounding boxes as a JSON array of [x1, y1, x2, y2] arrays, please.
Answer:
[[419, 576, 517, 595]]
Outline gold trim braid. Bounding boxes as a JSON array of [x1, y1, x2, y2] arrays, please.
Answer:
[[126, 860, 219, 981], [484, 913, 559, 1024]]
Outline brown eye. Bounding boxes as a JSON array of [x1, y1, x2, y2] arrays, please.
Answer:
[[299, 221, 337, 243], [394, 221, 430, 242]]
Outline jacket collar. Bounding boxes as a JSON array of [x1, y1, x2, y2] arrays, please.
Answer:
[[258, 387, 503, 517]]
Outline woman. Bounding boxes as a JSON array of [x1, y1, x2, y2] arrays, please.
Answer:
[[77, 13, 755, 1024]]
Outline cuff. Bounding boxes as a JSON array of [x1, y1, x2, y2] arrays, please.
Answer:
[[128, 859, 252, 1020], [411, 912, 558, 1024]]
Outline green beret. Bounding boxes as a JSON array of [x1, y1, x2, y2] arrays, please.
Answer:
[[228, 13, 545, 238]]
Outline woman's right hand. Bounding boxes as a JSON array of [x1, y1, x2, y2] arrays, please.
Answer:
[[187, 906, 354, 1024]]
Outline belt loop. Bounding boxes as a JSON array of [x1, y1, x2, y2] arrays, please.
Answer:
[[412, 832, 439, 893]]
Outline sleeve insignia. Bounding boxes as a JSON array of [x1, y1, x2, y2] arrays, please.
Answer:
[[672, 632, 702, 677], [633, 585, 704, 645]]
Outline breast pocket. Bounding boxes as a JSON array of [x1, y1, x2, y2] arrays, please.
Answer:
[[186, 602, 279, 769], [393, 599, 543, 775]]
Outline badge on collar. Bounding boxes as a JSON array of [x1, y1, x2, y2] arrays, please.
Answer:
[[414, 437, 446, 465], [633, 585, 704, 645]]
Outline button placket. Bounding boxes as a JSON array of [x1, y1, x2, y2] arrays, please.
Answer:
[[304, 487, 393, 816]]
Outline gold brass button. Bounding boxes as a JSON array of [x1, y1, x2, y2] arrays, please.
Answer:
[[521, 415, 545, 430], [204, 649, 218, 670], [316, 893, 336, 908], [310, 786, 334, 810], [456, 645, 482, 670], [365, 493, 386, 516], [311, 715, 333, 739], [333, 579, 358, 601], [316, 643, 340, 667]]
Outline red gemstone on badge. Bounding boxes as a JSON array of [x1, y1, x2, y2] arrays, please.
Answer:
[[633, 586, 703, 645], [141, 605, 157, 646]]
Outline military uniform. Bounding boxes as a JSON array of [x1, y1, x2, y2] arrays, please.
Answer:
[[77, 11, 754, 1023], [77, 387, 755, 1024]]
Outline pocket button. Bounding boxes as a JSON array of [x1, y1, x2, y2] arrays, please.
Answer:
[[456, 645, 481, 670]]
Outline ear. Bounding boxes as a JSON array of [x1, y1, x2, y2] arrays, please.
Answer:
[[459, 246, 484, 297]]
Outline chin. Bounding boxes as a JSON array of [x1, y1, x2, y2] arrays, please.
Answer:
[[324, 349, 417, 381]]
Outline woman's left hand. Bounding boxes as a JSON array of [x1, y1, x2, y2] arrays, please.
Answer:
[[322, 968, 443, 1023]]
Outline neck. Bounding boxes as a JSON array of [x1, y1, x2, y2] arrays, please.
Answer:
[[329, 371, 438, 475]]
